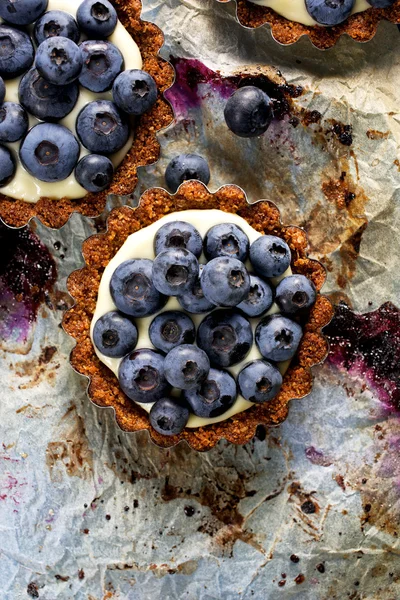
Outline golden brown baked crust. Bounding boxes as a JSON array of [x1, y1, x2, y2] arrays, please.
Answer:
[[0, 0, 174, 229], [63, 181, 334, 451]]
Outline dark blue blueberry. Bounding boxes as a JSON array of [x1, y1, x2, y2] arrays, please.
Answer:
[[224, 86, 273, 138], [154, 221, 202, 258], [178, 264, 215, 314], [0, 145, 15, 187], [110, 259, 167, 318], [149, 397, 189, 436], [76, 100, 129, 155], [204, 222, 249, 262], [0, 25, 34, 80], [164, 344, 210, 390], [165, 153, 210, 194], [0, 102, 28, 143], [36, 37, 83, 86], [75, 154, 114, 193], [0, 0, 48, 26], [0, 78, 5, 105], [237, 275, 273, 318], [238, 360, 282, 403], [80, 40, 124, 93], [33, 10, 80, 46], [19, 68, 79, 121], [152, 248, 199, 296], [249, 235, 291, 279], [149, 311, 195, 354], [305, 0, 355, 25], [19, 123, 80, 183], [255, 314, 302, 362], [93, 311, 138, 358], [112, 69, 157, 116], [183, 368, 237, 418], [367, 0, 395, 5], [275, 274, 317, 315], [118, 348, 170, 403], [197, 309, 253, 368], [77, 0, 117, 38], [201, 256, 250, 307]]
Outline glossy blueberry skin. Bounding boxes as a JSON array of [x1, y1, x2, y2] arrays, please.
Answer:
[[0, 145, 15, 187], [19, 123, 80, 183], [93, 311, 138, 358], [197, 309, 253, 368], [76, 100, 129, 155], [183, 368, 237, 418], [149, 310, 196, 354], [118, 348, 170, 403], [164, 344, 210, 390], [149, 397, 190, 436], [75, 154, 114, 193], [204, 223, 249, 262], [224, 86, 273, 138], [0, 25, 34, 80], [0, 102, 28, 143], [201, 256, 250, 307], [0, 78, 5, 105], [249, 235, 291, 279], [178, 264, 215, 314], [255, 314, 302, 362], [113, 69, 157, 116], [77, 0, 117, 38], [154, 221, 202, 258], [305, 0, 355, 25], [34, 10, 80, 46], [80, 40, 124, 93], [19, 68, 79, 122], [0, 0, 48, 26], [237, 274, 273, 318], [238, 360, 282, 404], [36, 37, 83, 86], [367, 0, 395, 5], [275, 274, 317, 315], [165, 153, 210, 194], [152, 248, 199, 297], [110, 258, 167, 318]]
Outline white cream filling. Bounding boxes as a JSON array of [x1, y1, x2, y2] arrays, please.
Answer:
[[90, 210, 295, 429], [0, 0, 142, 203]]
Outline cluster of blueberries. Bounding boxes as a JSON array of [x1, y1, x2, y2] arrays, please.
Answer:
[[0, 0, 157, 191], [93, 219, 317, 436]]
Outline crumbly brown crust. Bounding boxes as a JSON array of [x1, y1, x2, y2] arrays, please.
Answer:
[[219, 0, 400, 49], [63, 182, 334, 451], [0, 0, 174, 229]]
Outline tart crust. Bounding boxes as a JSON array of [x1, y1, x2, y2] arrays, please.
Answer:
[[0, 0, 174, 229], [63, 181, 334, 451]]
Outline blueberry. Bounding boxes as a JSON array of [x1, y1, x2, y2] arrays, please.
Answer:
[[149, 311, 195, 354], [34, 10, 80, 46], [112, 69, 157, 116], [0, 78, 5, 105], [367, 0, 395, 5], [36, 37, 83, 86], [224, 86, 273, 138], [201, 256, 250, 307], [237, 275, 273, 318], [110, 259, 167, 318], [255, 314, 302, 362], [164, 344, 210, 390], [305, 0, 355, 25], [0, 0, 47, 26], [197, 309, 253, 368], [0, 102, 28, 143], [0, 25, 34, 80], [183, 368, 237, 418], [75, 154, 114, 193], [80, 40, 124, 93], [77, 0, 117, 38], [204, 223, 249, 262], [0, 145, 15, 187], [19, 68, 79, 122], [19, 123, 80, 183], [154, 221, 202, 258], [118, 349, 170, 403], [165, 154, 210, 194], [177, 264, 215, 314], [275, 274, 317, 315], [76, 100, 129, 155], [249, 235, 291, 279], [93, 311, 138, 358], [238, 360, 282, 403], [152, 248, 199, 297], [149, 397, 189, 436]]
